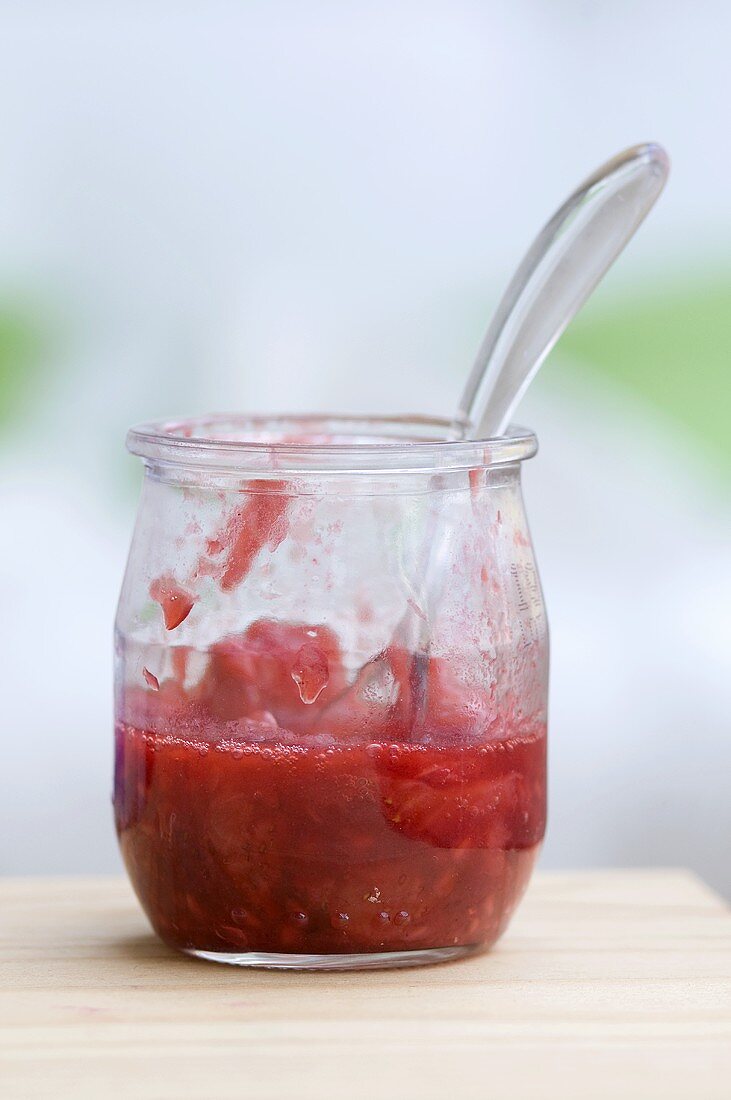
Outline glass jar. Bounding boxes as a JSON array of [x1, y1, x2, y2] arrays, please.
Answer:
[[114, 415, 548, 969]]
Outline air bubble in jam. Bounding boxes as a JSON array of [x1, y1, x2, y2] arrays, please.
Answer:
[[291, 642, 330, 704]]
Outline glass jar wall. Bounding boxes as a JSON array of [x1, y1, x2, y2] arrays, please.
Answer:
[[114, 416, 548, 969]]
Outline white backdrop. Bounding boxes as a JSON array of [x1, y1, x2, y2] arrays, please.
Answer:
[[0, 1, 729, 895]]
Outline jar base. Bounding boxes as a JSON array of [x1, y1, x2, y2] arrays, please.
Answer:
[[184, 944, 479, 971]]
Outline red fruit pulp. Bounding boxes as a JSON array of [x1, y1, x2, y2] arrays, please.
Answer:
[[149, 574, 196, 630], [115, 620, 546, 959]]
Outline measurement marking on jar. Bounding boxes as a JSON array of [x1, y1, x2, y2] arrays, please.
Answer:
[[510, 563, 530, 612], [511, 562, 544, 647]]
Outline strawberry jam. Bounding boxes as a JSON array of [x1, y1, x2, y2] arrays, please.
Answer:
[[114, 621, 546, 961]]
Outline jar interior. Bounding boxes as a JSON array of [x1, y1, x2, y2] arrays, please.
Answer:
[[114, 413, 547, 966]]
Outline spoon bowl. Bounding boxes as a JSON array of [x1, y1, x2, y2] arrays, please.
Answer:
[[458, 142, 670, 439]]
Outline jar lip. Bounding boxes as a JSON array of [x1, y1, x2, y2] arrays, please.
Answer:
[[127, 413, 537, 474]]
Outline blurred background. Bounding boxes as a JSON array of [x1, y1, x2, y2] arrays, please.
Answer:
[[1, 1, 729, 895]]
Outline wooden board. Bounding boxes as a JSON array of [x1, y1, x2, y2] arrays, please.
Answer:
[[1, 871, 729, 1099]]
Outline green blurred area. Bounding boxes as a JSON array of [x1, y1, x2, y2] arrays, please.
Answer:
[[0, 302, 47, 429], [552, 274, 731, 474], [0, 275, 729, 482]]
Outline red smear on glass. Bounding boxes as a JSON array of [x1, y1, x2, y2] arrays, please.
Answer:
[[142, 667, 159, 691], [150, 575, 196, 630], [219, 481, 290, 590], [171, 647, 191, 684]]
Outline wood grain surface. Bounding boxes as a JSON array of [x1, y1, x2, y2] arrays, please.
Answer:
[[1, 870, 729, 1099]]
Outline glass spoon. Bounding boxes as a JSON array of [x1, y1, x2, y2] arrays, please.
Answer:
[[396, 143, 670, 697], [456, 141, 670, 439]]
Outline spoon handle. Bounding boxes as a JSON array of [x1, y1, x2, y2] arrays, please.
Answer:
[[457, 142, 670, 439]]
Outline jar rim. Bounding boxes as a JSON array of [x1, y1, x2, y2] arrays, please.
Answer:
[[127, 413, 537, 474]]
